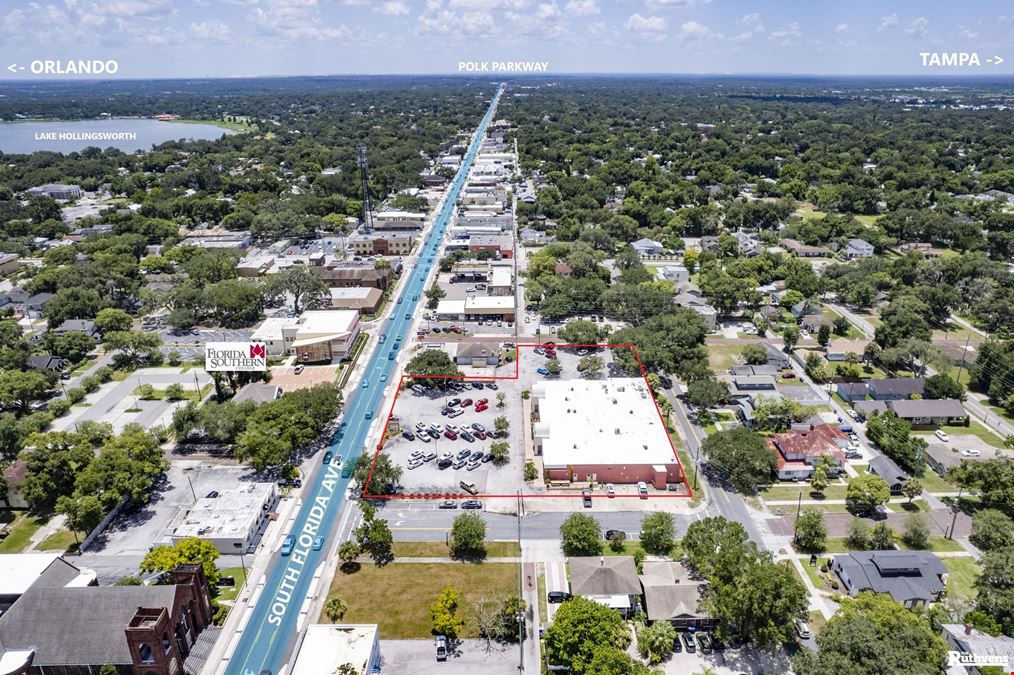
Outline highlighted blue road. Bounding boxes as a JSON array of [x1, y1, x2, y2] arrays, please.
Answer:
[[223, 84, 503, 675]]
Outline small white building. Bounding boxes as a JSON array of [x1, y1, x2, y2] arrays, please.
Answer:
[[660, 265, 689, 284], [290, 624, 381, 675], [251, 310, 361, 363], [169, 483, 277, 554], [631, 238, 664, 257], [845, 239, 875, 259]]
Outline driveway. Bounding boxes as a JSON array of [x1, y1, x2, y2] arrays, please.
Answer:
[[379, 639, 522, 674]]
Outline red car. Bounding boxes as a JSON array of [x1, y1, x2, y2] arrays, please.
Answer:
[[545, 351, 557, 358], [475, 430, 487, 440], [475, 403, 489, 413], [443, 430, 458, 440], [460, 398, 473, 407], [781, 372, 797, 379], [544, 342, 556, 349], [450, 326, 462, 334], [476, 398, 488, 406]]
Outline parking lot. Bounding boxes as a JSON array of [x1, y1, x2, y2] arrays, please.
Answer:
[[271, 364, 339, 391], [382, 377, 523, 496], [158, 327, 255, 359], [379, 639, 521, 674]]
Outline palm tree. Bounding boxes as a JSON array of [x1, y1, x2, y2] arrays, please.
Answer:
[[324, 596, 347, 623]]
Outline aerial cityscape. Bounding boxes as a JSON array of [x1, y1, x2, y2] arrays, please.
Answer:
[[0, 2, 1011, 675]]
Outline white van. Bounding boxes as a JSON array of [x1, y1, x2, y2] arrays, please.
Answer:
[[637, 482, 648, 499], [794, 619, 811, 639]]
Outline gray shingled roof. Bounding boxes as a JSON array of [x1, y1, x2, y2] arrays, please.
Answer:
[[889, 399, 967, 419], [868, 455, 909, 486], [834, 551, 946, 604], [0, 585, 177, 665], [569, 556, 641, 596]]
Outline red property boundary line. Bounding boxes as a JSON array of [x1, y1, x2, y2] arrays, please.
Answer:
[[362, 341, 692, 500]]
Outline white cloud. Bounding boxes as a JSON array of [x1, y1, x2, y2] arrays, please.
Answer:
[[680, 19, 710, 38], [419, 3, 497, 35], [536, 2, 560, 20], [1000, 15, 1014, 23], [741, 12, 760, 25], [905, 16, 929, 36], [729, 31, 754, 44], [100, 0, 174, 17], [835, 23, 848, 34], [563, 0, 599, 18], [958, 25, 978, 39], [769, 22, 801, 39], [644, 0, 710, 8], [626, 12, 665, 32], [878, 13, 898, 31], [249, 0, 351, 40], [190, 19, 233, 39], [448, 0, 530, 8], [379, 0, 410, 15]]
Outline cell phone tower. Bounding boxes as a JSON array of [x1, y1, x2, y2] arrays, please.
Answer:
[[356, 143, 374, 234]]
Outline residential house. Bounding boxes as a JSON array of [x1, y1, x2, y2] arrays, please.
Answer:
[[0, 254, 19, 276], [554, 261, 573, 277], [454, 342, 501, 367], [660, 265, 689, 284], [26, 355, 65, 372], [673, 288, 718, 331], [729, 365, 779, 377], [868, 455, 910, 495], [732, 375, 777, 391], [733, 230, 760, 257], [519, 227, 553, 245], [802, 314, 832, 333], [52, 319, 100, 338], [757, 305, 781, 323], [631, 238, 664, 257], [867, 378, 925, 400], [790, 300, 821, 320], [827, 338, 871, 362], [639, 561, 715, 629], [763, 343, 791, 369], [941, 623, 1014, 673], [845, 239, 875, 259], [698, 236, 720, 253], [832, 551, 947, 608], [26, 183, 82, 200], [766, 424, 848, 480], [1, 458, 28, 508], [26, 292, 54, 315], [836, 382, 869, 403], [925, 442, 968, 477], [328, 287, 383, 314], [568, 556, 642, 618], [232, 383, 283, 405], [781, 238, 831, 257], [888, 399, 968, 426], [316, 261, 392, 291]]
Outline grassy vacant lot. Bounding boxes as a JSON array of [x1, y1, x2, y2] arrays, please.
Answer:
[[391, 541, 521, 558], [918, 471, 958, 494], [322, 563, 518, 638], [943, 558, 980, 603], [0, 513, 46, 553], [706, 342, 744, 372], [819, 535, 964, 555], [761, 484, 849, 501], [216, 566, 247, 603], [38, 529, 79, 552]]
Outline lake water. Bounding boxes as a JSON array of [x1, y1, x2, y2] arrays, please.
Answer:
[[0, 118, 236, 154]]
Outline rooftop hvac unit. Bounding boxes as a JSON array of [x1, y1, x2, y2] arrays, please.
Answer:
[[615, 428, 620, 434]]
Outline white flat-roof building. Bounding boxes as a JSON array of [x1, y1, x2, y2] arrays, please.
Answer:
[[290, 624, 381, 675], [435, 296, 516, 321], [532, 378, 680, 488], [250, 317, 297, 356], [251, 310, 361, 363], [375, 210, 425, 222], [489, 266, 514, 296], [169, 483, 277, 554]]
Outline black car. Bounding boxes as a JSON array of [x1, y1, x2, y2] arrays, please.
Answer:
[[403, 430, 416, 440], [460, 431, 475, 442], [205, 491, 219, 499], [441, 407, 452, 416], [432, 327, 441, 333], [697, 633, 713, 654], [462, 499, 482, 509], [438, 500, 458, 509], [472, 382, 485, 390], [547, 591, 572, 603], [604, 529, 625, 541], [471, 422, 486, 432], [437, 459, 453, 469], [277, 479, 302, 488], [672, 635, 682, 653], [709, 634, 727, 651], [428, 429, 441, 439], [486, 383, 498, 390], [448, 398, 461, 407]]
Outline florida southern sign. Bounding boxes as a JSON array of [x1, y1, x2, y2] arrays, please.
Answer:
[[205, 342, 267, 372]]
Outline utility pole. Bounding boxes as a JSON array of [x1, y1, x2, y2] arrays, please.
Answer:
[[947, 487, 964, 540], [516, 490, 525, 673], [954, 333, 972, 383]]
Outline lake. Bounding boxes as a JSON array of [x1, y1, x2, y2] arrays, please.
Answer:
[[0, 118, 237, 154]]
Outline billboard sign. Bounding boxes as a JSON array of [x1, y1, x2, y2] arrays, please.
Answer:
[[205, 342, 268, 372]]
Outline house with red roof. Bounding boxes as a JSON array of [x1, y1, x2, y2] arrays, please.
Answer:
[[766, 423, 849, 481]]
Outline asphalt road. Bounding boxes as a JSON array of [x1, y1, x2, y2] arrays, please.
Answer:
[[223, 85, 504, 675]]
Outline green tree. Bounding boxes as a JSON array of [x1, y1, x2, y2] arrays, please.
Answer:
[[923, 373, 966, 401], [846, 518, 871, 550], [430, 586, 465, 639], [352, 452, 402, 494], [493, 415, 509, 438], [164, 383, 186, 401], [103, 330, 162, 369], [0, 369, 54, 413], [782, 324, 801, 351], [93, 308, 133, 334], [324, 596, 347, 623], [524, 461, 538, 481], [545, 358, 562, 376], [976, 546, 1014, 635], [406, 350, 462, 386], [338, 540, 362, 568], [45, 287, 106, 329], [608, 531, 625, 552], [817, 324, 831, 348], [950, 456, 1014, 512], [901, 478, 923, 503], [795, 509, 827, 552], [489, 441, 510, 465], [682, 516, 751, 582], [140, 537, 220, 587], [449, 512, 486, 560], [970, 509, 1014, 551], [577, 355, 605, 378], [870, 523, 895, 550], [685, 376, 729, 411], [264, 266, 328, 314], [639, 512, 675, 556], [354, 511, 394, 565], [560, 513, 603, 556], [585, 647, 657, 675], [636, 620, 677, 664], [558, 320, 601, 345], [741, 343, 767, 365], [136, 383, 156, 400], [793, 591, 948, 675], [846, 474, 891, 514], [702, 427, 775, 493], [865, 411, 927, 474], [425, 283, 446, 309], [544, 597, 630, 674], [810, 464, 829, 497], [901, 512, 930, 549]]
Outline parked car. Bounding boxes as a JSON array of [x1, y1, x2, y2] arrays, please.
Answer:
[[794, 619, 811, 639], [459, 481, 478, 495], [448, 398, 461, 407], [471, 422, 486, 432], [449, 409, 465, 418], [537, 367, 550, 376], [472, 382, 485, 390], [444, 430, 458, 440], [466, 460, 481, 471], [205, 490, 219, 499], [462, 499, 482, 509], [961, 449, 981, 457], [935, 429, 950, 442], [475, 404, 488, 413], [781, 372, 796, 379], [456, 448, 471, 460], [604, 529, 624, 541], [435, 636, 447, 661], [697, 633, 713, 654], [445, 424, 459, 433], [681, 632, 696, 653], [453, 458, 467, 469], [403, 430, 416, 441], [460, 398, 473, 407], [547, 591, 572, 603], [486, 383, 498, 390], [475, 430, 487, 440], [583, 489, 592, 508], [438, 500, 458, 509], [460, 431, 475, 442], [606, 483, 615, 498], [294, 364, 305, 374]]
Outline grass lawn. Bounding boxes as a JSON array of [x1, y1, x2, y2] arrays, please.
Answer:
[[918, 471, 958, 494], [677, 449, 703, 507], [131, 383, 211, 402], [886, 499, 930, 513], [0, 513, 46, 553], [761, 484, 849, 501], [321, 562, 518, 638], [537, 564, 547, 622], [216, 566, 247, 603], [68, 358, 96, 377], [807, 610, 829, 637], [391, 541, 521, 558], [706, 343, 745, 372], [943, 558, 980, 603], [37, 528, 79, 552], [897, 536, 966, 553], [603, 540, 645, 557]]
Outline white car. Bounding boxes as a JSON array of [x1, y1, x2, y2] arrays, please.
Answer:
[[961, 449, 981, 457], [847, 409, 859, 419], [415, 421, 428, 431], [935, 429, 950, 442], [445, 424, 459, 433]]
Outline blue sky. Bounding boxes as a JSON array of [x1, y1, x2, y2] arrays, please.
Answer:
[[1, 0, 1012, 78]]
